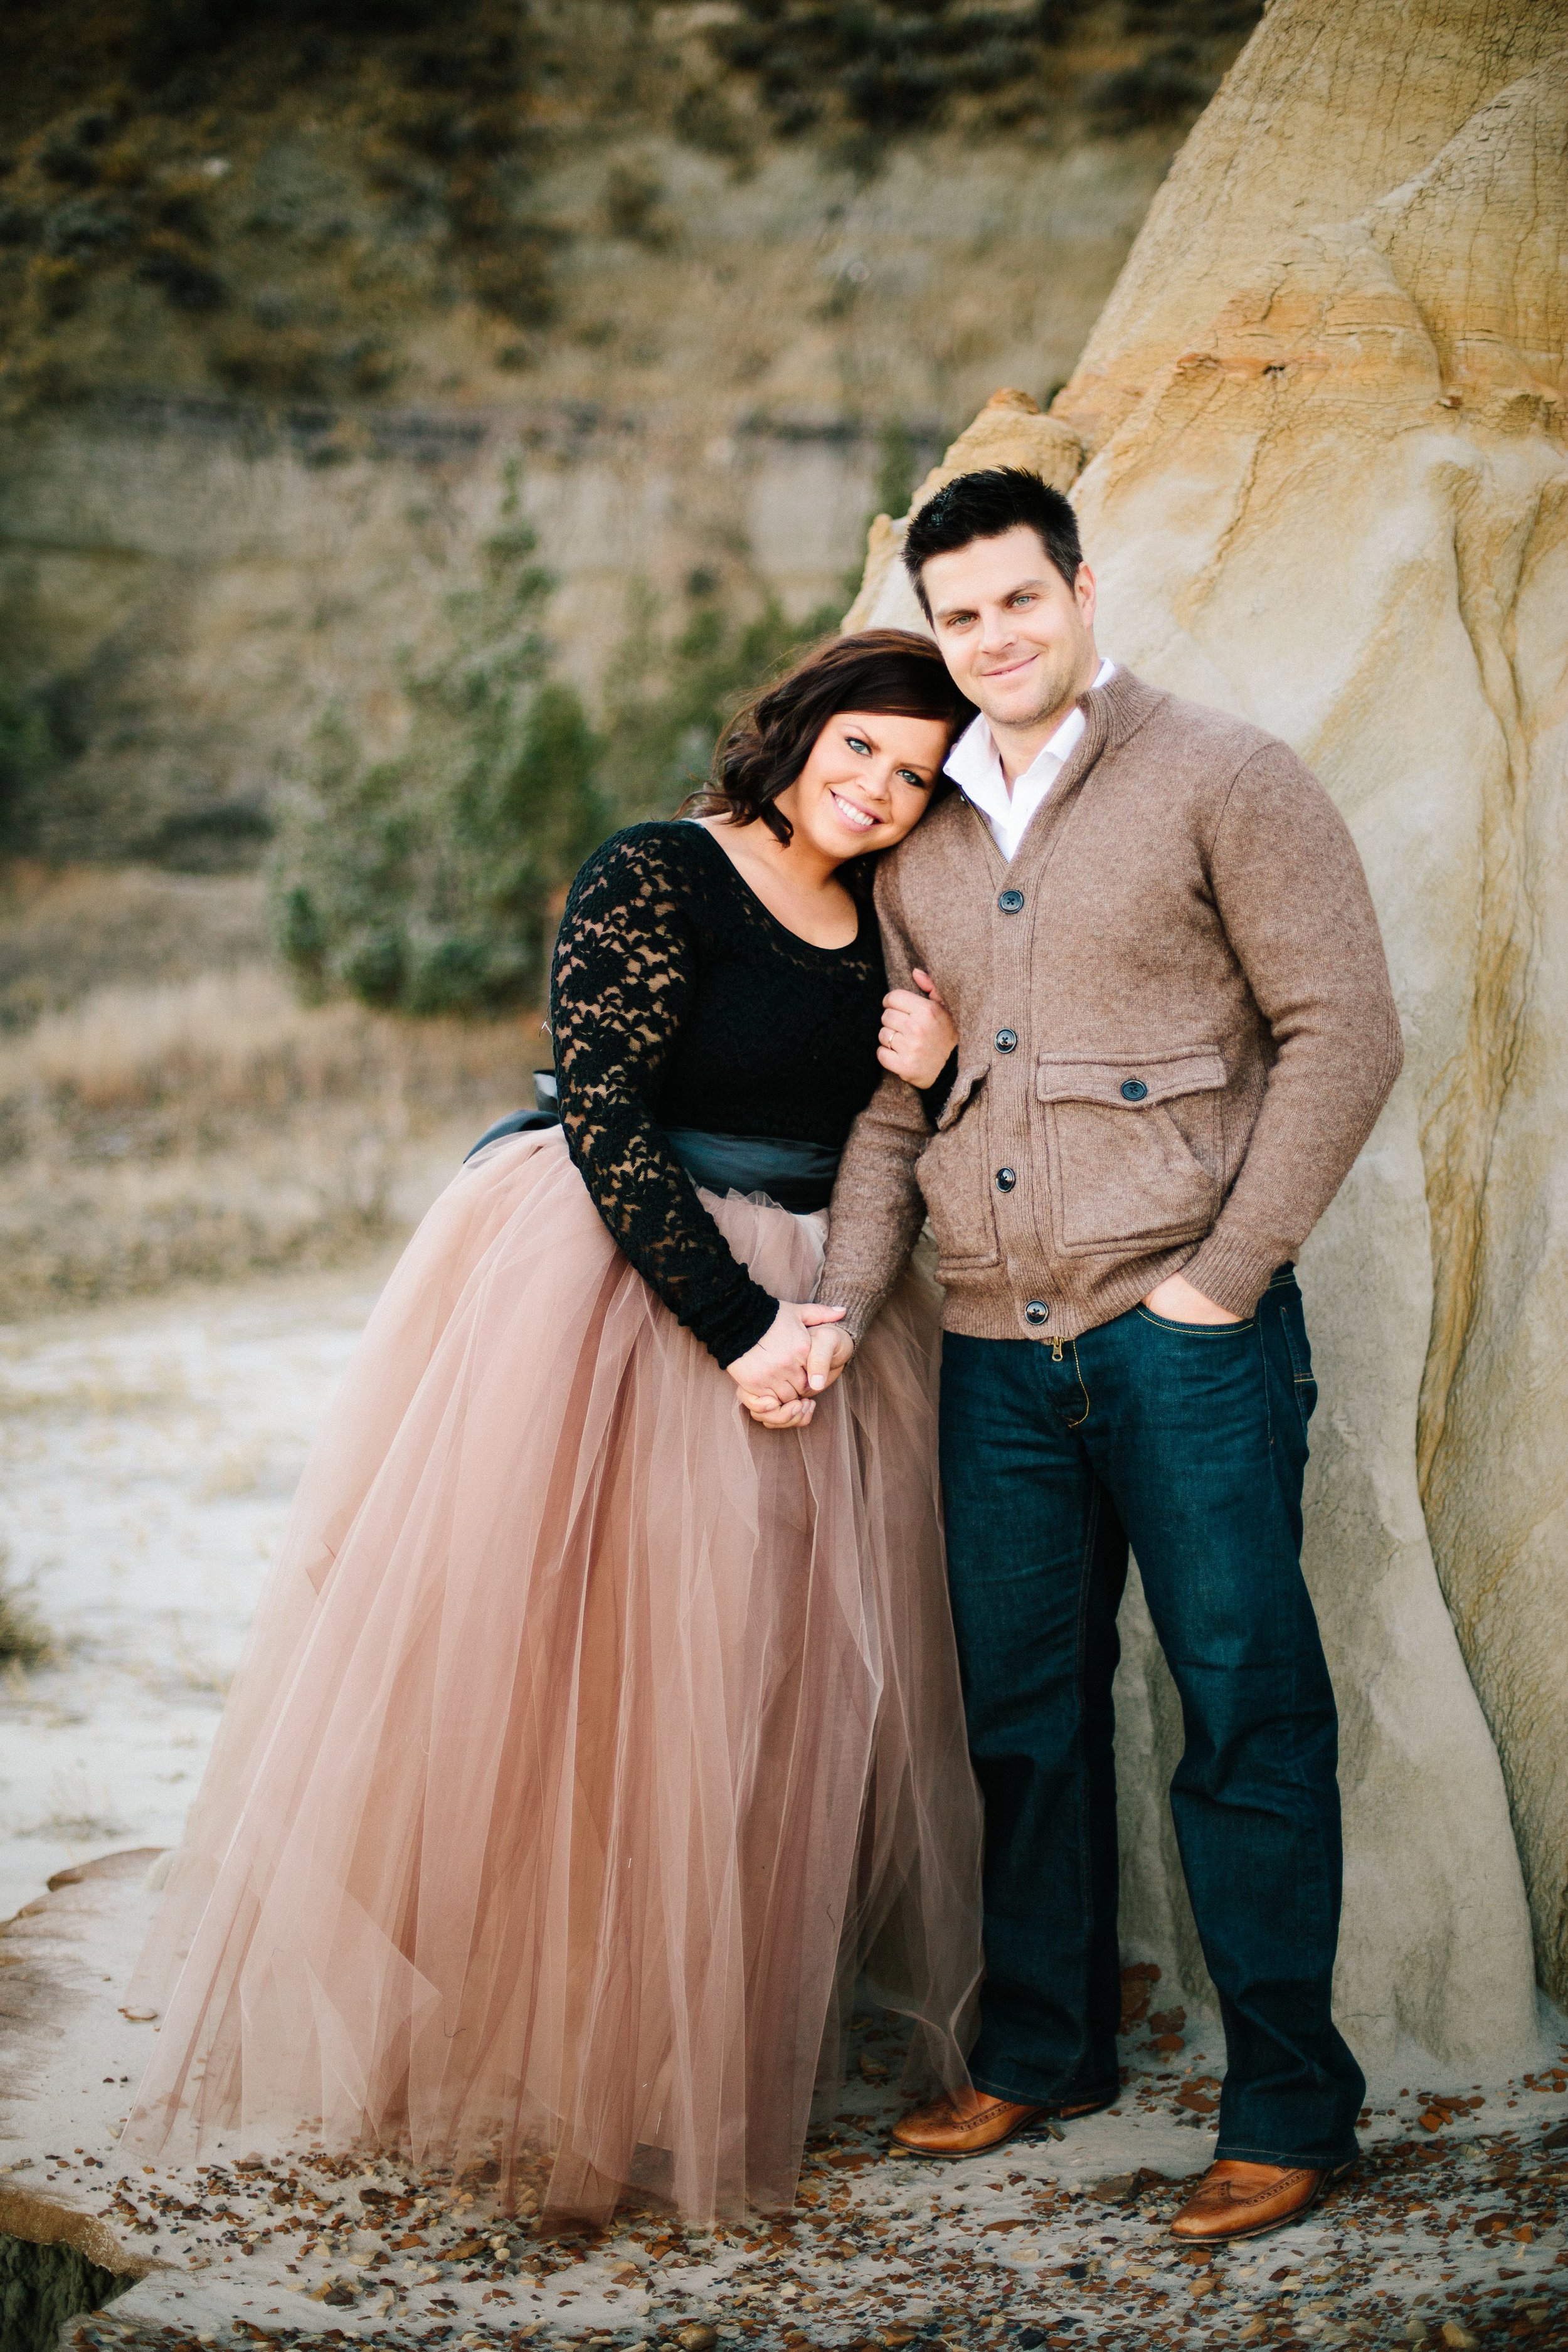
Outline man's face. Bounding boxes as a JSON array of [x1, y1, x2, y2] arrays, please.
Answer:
[[919, 524, 1098, 736]]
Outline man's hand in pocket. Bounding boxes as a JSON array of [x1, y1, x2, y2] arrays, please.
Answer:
[[1142, 1272, 1242, 1325]]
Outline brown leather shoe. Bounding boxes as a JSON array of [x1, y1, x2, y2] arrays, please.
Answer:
[[891, 2087, 1113, 2159], [1169, 2158, 1343, 2241]]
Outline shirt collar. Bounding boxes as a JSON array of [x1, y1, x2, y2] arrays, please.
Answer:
[[945, 657, 1116, 801]]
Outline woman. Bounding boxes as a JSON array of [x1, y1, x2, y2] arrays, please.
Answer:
[[124, 630, 983, 2225]]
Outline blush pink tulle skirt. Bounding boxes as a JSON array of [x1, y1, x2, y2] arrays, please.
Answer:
[[123, 1128, 983, 2220]]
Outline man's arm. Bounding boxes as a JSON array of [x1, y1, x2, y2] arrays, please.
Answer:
[[1182, 740, 1405, 1316], [815, 859, 935, 1345], [817, 1071, 932, 1342]]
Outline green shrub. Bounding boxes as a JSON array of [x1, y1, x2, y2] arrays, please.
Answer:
[[596, 585, 842, 824], [0, 679, 63, 852], [874, 418, 920, 521], [273, 489, 606, 1016], [0, 1557, 53, 1670], [712, 0, 1088, 139], [0, 2224, 129, 2349], [1086, 51, 1215, 130], [274, 509, 845, 1019], [137, 230, 226, 309], [712, 0, 1260, 144]]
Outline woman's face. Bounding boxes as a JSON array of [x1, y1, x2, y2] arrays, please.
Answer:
[[774, 708, 952, 866]]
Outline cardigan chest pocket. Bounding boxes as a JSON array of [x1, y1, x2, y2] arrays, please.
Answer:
[[1036, 1047, 1226, 1255], [917, 1067, 1000, 1273]]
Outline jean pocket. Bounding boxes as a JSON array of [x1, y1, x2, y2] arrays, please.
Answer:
[[1274, 1279, 1318, 1436], [1135, 1305, 1255, 1335]]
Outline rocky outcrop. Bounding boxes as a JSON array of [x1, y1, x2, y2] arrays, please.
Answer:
[[0, 1848, 158, 2348], [851, 1, 1568, 2050]]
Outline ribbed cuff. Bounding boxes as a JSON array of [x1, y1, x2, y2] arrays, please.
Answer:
[[1181, 1222, 1288, 1320], [813, 1280, 887, 1346]]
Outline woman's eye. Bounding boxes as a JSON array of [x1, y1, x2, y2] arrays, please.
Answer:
[[845, 734, 872, 755], [897, 771, 928, 790]]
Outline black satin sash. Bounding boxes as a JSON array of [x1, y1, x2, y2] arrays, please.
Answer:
[[465, 1085, 839, 1212], [660, 1127, 839, 1213]]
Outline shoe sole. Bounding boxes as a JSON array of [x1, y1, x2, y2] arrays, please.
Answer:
[[1168, 2161, 1355, 2243], [890, 2094, 1118, 2162]]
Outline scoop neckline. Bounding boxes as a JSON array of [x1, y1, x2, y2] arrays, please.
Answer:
[[683, 819, 869, 959]]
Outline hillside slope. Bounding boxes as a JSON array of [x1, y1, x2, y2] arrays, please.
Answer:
[[0, 0, 1259, 863]]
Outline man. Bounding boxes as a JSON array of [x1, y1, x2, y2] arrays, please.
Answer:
[[807, 467, 1403, 2243]]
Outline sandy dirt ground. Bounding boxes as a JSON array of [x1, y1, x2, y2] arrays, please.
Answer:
[[0, 1261, 396, 1930], [0, 1264, 1565, 2351]]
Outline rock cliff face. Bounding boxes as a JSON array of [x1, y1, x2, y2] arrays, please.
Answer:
[[0, 128, 1169, 865], [852, 1, 1567, 2053], [1, 0, 1234, 865]]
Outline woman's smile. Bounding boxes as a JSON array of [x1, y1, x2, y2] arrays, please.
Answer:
[[766, 707, 951, 876], [827, 788, 878, 833]]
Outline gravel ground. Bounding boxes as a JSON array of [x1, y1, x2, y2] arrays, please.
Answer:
[[1, 1269, 1564, 2352], [31, 1997, 1568, 2352]]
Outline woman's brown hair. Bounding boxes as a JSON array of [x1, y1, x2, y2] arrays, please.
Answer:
[[684, 628, 974, 847]]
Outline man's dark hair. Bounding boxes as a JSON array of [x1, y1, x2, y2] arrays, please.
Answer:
[[903, 467, 1084, 617]]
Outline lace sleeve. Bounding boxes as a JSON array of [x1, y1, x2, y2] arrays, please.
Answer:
[[549, 830, 781, 1367]]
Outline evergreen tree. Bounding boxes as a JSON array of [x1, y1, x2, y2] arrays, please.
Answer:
[[596, 581, 841, 824], [273, 482, 605, 1016]]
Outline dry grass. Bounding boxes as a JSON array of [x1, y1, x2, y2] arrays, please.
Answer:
[[0, 1552, 54, 1671], [9, 964, 425, 1114], [0, 864, 273, 1032], [0, 963, 545, 1319]]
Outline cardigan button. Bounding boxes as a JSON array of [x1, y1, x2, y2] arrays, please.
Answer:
[[998, 887, 1025, 913], [1120, 1078, 1149, 1101], [995, 1167, 1017, 1192], [995, 1028, 1018, 1052], [1024, 1300, 1050, 1325]]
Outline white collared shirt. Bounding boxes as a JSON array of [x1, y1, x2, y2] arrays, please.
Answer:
[[945, 657, 1117, 862]]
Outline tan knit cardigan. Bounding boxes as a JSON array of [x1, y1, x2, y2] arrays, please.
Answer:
[[818, 667, 1404, 1344]]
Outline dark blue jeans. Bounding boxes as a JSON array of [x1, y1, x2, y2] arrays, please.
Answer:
[[939, 1268, 1364, 2168]]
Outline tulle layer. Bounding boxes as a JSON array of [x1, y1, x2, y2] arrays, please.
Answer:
[[125, 1128, 982, 2219]]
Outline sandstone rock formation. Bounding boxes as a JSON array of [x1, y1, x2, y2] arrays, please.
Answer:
[[850, 0, 1567, 2056]]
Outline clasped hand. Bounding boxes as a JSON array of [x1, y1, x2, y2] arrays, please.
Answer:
[[727, 1301, 855, 1429]]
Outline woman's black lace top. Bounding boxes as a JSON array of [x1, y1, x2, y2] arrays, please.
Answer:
[[550, 821, 887, 1365]]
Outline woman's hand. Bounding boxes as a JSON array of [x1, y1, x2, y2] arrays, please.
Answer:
[[878, 969, 956, 1089], [726, 1301, 847, 1413], [738, 1389, 818, 1429], [730, 1305, 857, 1428]]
